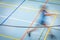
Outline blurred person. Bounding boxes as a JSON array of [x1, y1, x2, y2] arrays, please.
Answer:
[[27, 5, 57, 39]]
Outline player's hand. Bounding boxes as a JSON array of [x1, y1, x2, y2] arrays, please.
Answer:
[[53, 14, 57, 16]]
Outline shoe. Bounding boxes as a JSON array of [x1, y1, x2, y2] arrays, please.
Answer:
[[28, 32, 31, 37], [49, 34, 57, 40]]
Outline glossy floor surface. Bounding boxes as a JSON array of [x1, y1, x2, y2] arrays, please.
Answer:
[[0, 0, 60, 40]]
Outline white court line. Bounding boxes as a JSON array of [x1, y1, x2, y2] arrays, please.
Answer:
[[0, 2, 17, 7], [0, 2, 39, 11], [0, 2, 60, 13], [20, 6, 39, 11], [0, 16, 32, 23]]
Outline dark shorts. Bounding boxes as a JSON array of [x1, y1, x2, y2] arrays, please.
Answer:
[[36, 20, 45, 26], [40, 20, 45, 25]]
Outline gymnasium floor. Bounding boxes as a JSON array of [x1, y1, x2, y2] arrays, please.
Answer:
[[0, 0, 60, 40]]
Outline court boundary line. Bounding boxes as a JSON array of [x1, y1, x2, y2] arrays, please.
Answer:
[[0, 34, 19, 40], [0, 16, 31, 24], [44, 13, 57, 40], [0, 4, 59, 13], [1, 0, 25, 25], [0, 2, 16, 7]]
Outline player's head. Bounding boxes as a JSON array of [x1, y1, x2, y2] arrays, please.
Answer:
[[41, 4, 47, 10]]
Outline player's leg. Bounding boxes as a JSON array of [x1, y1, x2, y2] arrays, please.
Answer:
[[43, 23, 57, 40], [28, 21, 41, 37], [48, 32, 57, 40], [28, 28, 38, 37], [43, 23, 49, 28], [28, 20, 44, 37], [48, 30, 57, 40]]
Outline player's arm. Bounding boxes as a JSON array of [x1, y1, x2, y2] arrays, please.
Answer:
[[45, 12, 57, 16], [45, 14, 57, 16]]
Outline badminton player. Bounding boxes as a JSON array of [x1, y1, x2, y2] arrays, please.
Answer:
[[27, 5, 57, 38]]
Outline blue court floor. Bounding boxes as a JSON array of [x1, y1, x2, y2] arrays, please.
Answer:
[[0, 0, 60, 40]]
